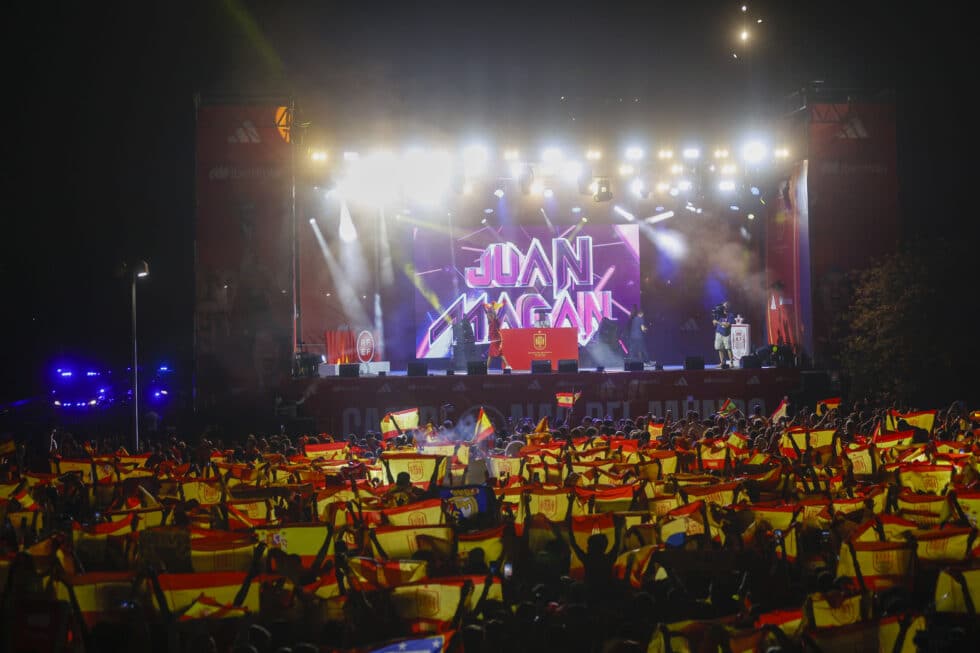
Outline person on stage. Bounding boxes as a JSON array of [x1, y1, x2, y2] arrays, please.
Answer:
[[712, 300, 735, 368], [626, 305, 649, 363], [484, 301, 509, 370]]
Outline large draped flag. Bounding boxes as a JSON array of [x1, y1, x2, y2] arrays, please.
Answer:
[[381, 408, 420, 441], [718, 398, 738, 417], [886, 409, 937, 434], [474, 408, 494, 444], [770, 397, 789, 423], [816, 397, 841, 416], [556, 391, 581, 408]]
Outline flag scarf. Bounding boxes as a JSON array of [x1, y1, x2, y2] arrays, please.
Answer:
[[770, 397, 789, 423], [473, 407, 494, 444], [381, 408, 420, 440], [816, 397, 841, 416], [718, 398, 738, 417], [556, 391, 581, 408]]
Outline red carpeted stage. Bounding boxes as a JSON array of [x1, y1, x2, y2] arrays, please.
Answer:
[[282, 366, 801, 436]]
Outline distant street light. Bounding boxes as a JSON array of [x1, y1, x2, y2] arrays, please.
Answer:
[[132, 260, 149, 452]]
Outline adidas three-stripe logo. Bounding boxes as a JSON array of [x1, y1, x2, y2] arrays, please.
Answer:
[[228, 121, 261, 144]]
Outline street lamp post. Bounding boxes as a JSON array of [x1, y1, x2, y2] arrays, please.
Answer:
[[132, 261, 149, 452]]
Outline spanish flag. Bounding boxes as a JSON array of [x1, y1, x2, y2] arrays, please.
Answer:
[[647, 420, 664, 439], [718, 398, 738, 417], [556, 391, 581, 408], [533, 416, 550, 433], [770, 397, 789, 423], [381, 408, 420, 441], [887, 409, 937, 435], [474, 407, 494, 444], [816, 397, 841, 416], [346, 557, 428, 591]]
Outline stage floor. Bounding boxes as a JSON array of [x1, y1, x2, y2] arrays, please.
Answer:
[[285, 365, 802, 436]]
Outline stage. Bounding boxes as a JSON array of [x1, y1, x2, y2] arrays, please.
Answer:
[[281, 365, 802, 436]]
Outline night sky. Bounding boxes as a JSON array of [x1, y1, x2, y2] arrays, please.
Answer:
[[2, 1, 970, 403]]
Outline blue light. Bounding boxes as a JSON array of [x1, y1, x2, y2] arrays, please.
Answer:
[[99, 388, 106, 394], [159, 365, 170, 372], [160, 390, 168, 395], [86, 371, 99, 377], [60, 371, 73, 377], [154, 392, 161, 398]]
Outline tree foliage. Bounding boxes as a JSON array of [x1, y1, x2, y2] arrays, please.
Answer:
[[838, 240, 977, 405]]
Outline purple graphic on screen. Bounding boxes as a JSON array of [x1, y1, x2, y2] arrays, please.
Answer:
[[413, 224, 640, 358]]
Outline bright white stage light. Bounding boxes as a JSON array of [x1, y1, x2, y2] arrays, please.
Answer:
[[504, 149, 520, 161], [625, 146, 644, 161], [494, 188, 505, 198], [571, 206, 582, 213], [719, 180, 736, 192], [750, 186, 760, 196], [530, 180, 545, 196], [484, 208, 494, 214], [741, 4, 747, 11], [542, 147, 563, 163], [309, 218, 316, 224], [618, 164, 635, 177], [721, 163, 737, 175], [338, 201, 358, 242], [714, 149, 729, 159], [657, 149, 673, 160], [310, 150, 328, 162], [682, 148, 700, 160], [774, 147, 790, 159], [747, 213, 755, 220], [402, 148, 452, 205], [655, 182, 670, 193], [678, 179, 693, 191], [586, 149, 602, 161], [563, 160, 584, 182], [645, 210, 675, 225], [742, 141, 768, 163], [740, 30, 749, 42], [630, 178, 645, 197], [730, 205, 740, 211], [670, 163, 684, 175], [462, 144, 489, 176], [543, 188, 554, 198], [614, 205, 635, 221], [668, 188, 680, 197]]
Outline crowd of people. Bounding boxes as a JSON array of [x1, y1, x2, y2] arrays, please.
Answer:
[[1, 395, 979, 652]]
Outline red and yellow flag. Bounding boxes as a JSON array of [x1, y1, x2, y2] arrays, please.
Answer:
[[533, 416, 550, 433], [474, 407, 494, 444], [647, 421, 664, 439], [816, 397, 841, 416], [718, 398, 738, 417], [770, 397, 789, 423], [381, 408, 420, 441], [556, 391, 582, 408]]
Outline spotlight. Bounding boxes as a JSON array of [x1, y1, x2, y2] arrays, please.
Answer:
[[645, 210, 674, 225], [339, 202, 358, 242], [740, 30, 749, 42], [657, 149, 674, 160], [613, 205, 635, 221], [655, 182, 670, 194], [592, 177, 613, 202], [571, 206, 582, 213], [481, 218, 487, 224], [630, 178, 648, 198], [670, 164, 684, 175], [750, 186, 760, 196], [504, 149, 520, 161], [309, 218, 316, 224], [618, 164, 635, 177], [730, 205, 740, 211], [543, 188, 554, 198], [742, 141, 768, 163], [682, 148, 700, 160], [774, 147, 790, 159], [484, 208, 494, 214], [494, 188, 505, 198], [581, 217, 588, 223], [310, 150, 328, 162], [714, 149, 730, 159], [721, 163, 737, 175], [625, 146, 644, 161], [678, 179, 693, 191], [719, 180, 736, 192], [747, 213, 755, 220], [586, 149, 602, 161]]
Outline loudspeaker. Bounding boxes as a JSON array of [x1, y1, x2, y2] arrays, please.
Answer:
[[683, 356, 704, 370], [407, 361, 428, 377], [339, 363, 360, 378], [531, 360, 552, 374], [739, 354, 761, 369], [558, 359, 578, 373], [624, 359, 644, 372], [467, 360, 487, 376]]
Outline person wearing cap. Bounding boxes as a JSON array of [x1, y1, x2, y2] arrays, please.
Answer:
[[712, 300, 735, 368]]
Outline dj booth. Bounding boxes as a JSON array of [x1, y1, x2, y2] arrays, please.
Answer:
[[499, 327, 579, 371]]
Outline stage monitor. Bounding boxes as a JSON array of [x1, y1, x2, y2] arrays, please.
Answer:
[[557, 359, 578, 373], [684, 356, 704, 371], [467, 360, 487, 376], [339, 363, 360, 378], [531, 360, 552, 374], [407, 361, 428, 377]]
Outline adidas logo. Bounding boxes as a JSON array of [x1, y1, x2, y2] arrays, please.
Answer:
[[377, 383, 391, 393], [227, 121, 261, 144], [747, 376, 760, 385], [838, 116, 869, 139], [674, 377, 688, 387]]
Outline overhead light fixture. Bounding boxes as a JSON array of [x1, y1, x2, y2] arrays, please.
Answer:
[[625, 146, 644, 161], [657, 149, 673, 160], [682, 148, 700, 160], [618, 164, 635, 177], [586, 149, 602, 161]]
